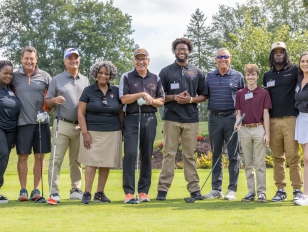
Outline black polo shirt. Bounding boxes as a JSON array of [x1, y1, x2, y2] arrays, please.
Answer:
[[263, 65, 298, 117], [0, 84, 21, 131], [160, 62, 208, 123], [294, 75, 308, 113], [119, 69, 164, 114], [79, 82, 121, 132]]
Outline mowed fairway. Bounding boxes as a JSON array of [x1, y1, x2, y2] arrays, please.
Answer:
[[1, 165, 308, 231]]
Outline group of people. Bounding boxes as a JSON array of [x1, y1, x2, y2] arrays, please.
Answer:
[[0, 38, 308, 207]]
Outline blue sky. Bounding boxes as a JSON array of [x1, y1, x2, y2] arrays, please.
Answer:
[[113, 0, 247, 74]]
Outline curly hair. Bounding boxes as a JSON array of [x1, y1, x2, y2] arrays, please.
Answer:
[[268, 49, 292, 69], [298, 51, 308, 76], [0, 60, 13, 71], [90, 60, 117, 81], [171, 38, 193, 52]]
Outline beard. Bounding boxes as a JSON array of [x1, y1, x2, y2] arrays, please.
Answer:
[[175, 54, 188, 63], [274, 60, 284, 65]]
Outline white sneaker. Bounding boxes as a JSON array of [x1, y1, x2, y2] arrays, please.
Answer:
[[50, 193, 60, 203], [294, 194, 308, 206], [70, 189, 83, 200], [203, 190, 224, 199], [224, 190, 236, 200]]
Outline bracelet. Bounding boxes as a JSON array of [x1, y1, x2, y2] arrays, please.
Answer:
[[189, 97, 194, 103]]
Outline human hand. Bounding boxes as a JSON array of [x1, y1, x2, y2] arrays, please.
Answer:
[[263, 134, 270, 147], [54, 96, 66, 105], [143, 93, 154, 105], [176, 91, 190, 104], [37, 112, 48, 122], [137, 98, 146, 106], [83, 132, 93, 150]]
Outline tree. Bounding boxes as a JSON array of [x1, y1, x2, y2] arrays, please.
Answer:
[[184, 8, 217, 73], [0, 0, 136, 82]]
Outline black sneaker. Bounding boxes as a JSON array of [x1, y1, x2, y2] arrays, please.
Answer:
[[82, 192, 91, 204], [0, 195, 8, 203], [241, 192, 255, 202], [156, 191, 167, 201], [190, 191, 204, 200], [94, 192, 111, 203], [271, 189, 287, 202], [293, 189, 303, 201], [257, 193, 266, 203]]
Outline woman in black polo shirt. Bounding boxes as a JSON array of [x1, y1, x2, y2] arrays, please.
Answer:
[[78, 60, 123, 204], [0, 60, 21, 203], [294, 52, 308, 206]]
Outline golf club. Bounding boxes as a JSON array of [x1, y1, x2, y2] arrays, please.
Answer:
[[129, 105, 142, 204], [47, 106, 60, 205], [184, 113, 246, 203], [35, 100, 46, 203]]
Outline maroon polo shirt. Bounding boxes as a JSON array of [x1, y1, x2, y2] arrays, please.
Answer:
[[235, 86, 272, 124]]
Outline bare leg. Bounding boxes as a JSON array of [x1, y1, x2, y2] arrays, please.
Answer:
[[97, 168, 109, 192], [85, 166, 96, 193], [302, 144, 308, 195], [33, 153, 44, 189], [17, 154, 29, 189]]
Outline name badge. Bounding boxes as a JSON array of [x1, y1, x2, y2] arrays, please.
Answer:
[[295, 85, 300, 93], [8, 91, 15, 96], [245, 92, 253, 100], [267, 80, 275, 87], [171, 82, 180, 90]]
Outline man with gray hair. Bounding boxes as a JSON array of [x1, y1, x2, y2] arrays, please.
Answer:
[[12, 46, 52, 202], [45, 48, 89, 202], [204, 48, 244, 200]]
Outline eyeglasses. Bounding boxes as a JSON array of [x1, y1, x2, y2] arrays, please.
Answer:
[[134, 57, 148, 62], [175, 48, 189, 52], [216, 55, 230, 59], [102, 97, 108, 105]]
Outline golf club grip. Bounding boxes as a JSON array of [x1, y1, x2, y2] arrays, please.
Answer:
[[236, 113, 246, 127], [37, 99, 42, 113], [56, 106, 60, 123]]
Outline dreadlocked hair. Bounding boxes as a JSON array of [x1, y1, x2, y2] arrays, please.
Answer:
[[0, 60, 13, 71], [171, 38, 193, 53], [268, 49, 292, 69]]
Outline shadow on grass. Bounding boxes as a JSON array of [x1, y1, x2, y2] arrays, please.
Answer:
[[1, 198, 295, 211]]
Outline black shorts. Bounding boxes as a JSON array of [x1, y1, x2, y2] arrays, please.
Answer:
[[16, 124, 51, 155]]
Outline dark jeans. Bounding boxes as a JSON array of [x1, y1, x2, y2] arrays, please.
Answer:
[[123, 114, 157, 194], [0, 128, 16, 188], [208, 113, 240, 192]]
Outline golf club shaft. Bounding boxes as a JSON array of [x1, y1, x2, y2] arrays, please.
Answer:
[[49, 106, 60, 196], [199, 113, 246, 191], [37, 100, 44, 197], [135, 105, 141, 199]]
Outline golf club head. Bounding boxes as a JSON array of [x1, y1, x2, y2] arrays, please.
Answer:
[[184, 197, 196, 203], [129, 198, 140, 204], [35, 196, 46, 203], [47, 197, 58, 205]]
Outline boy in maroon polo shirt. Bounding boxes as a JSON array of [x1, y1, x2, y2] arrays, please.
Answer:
[[235, 64, 272, 202]]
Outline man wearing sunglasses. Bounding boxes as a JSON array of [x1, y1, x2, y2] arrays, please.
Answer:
[[204, 48, 244, 201], [45, 48, 89, 203], [119, 48, 164, 203]]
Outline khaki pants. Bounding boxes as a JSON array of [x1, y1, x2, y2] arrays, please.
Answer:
[[270, 117, 302, 189], [239, 126, 266, 194], [48, 120, 82, 194], [157, 120, 200, 193]]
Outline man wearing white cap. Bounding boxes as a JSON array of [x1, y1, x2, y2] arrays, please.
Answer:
[[45, 48, 89, 202], [263, 42, 303, 202]]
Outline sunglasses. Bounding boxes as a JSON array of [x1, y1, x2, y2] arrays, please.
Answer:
[[102, 97, 108, 105], [216, 55, 230, 59]]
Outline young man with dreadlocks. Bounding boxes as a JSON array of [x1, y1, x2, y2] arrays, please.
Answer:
[[263, 42, 303, 202]]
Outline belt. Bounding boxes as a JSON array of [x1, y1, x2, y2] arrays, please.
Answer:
[[210, 111, 235, 117], [241, 122, 263, 128], [126, 112, 155, 116], [56, 117, 78, 124]]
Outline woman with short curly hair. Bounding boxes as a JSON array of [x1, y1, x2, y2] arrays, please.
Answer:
[[78, 60, 123, 204]]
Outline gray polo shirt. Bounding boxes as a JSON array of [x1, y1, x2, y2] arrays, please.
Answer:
[[12, 67, 52, 126], [46, 70, 89, 121]]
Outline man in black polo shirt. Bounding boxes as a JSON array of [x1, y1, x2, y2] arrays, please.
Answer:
[[156, 38, 208, 201], [263, 42, 303, 202], [204, 48, 244, 200], [119, 48, 164, 203]]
